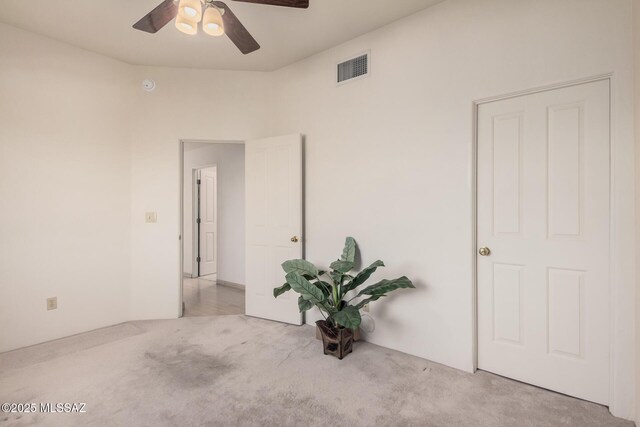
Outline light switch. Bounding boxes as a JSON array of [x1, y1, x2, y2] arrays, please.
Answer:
[[145, 212, 157, 223]]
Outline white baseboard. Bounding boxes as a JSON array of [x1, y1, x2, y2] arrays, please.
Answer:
[[217, 280, 245, 290]]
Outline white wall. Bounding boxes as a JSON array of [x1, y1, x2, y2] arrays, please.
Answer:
[[268, 0, 635, 418], [183, 143, 245, 284], [635, 0, 640, 424], [129, 66, 270, 320], [0, 24, 133, 352]]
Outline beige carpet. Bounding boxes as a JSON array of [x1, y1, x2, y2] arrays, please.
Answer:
[[0, 316, 632, 427]]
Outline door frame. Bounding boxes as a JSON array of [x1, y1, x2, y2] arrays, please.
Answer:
[[191, 165, 218, 278], [471, 73, 628, 412], [179, 139, 244, 317]]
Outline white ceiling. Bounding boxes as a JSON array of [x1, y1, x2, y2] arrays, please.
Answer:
[[0, 0, 443, 71]]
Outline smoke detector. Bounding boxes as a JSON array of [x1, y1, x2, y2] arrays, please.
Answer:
[[142, 79, 156, 92]]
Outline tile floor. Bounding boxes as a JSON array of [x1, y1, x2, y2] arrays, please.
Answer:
[[182, 276, 245, 317]]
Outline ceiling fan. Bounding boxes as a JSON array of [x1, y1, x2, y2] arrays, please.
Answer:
[[133, 0, 309, 55]]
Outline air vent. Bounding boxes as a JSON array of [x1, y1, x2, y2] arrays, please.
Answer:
[[337, 52, 369, 84]]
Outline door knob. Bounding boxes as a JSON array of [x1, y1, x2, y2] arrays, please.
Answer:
[[479, 247, 491, 257], [291, 236, 300, 243]]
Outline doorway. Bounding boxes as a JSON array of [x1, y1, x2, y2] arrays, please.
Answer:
[[182, 141, 246, 317], [179, 134, 304, 323], [475, 79, 611, 405], [196, 166, 218, 278]]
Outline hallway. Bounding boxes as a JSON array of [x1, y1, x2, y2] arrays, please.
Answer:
[[183, 277, 245, 317]]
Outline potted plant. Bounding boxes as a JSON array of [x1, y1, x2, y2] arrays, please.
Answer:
[[273, 237, 415, 359]]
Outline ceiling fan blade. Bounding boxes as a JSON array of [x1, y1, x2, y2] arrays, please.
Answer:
[[133, 0, 179, 33], [212, 2, 261, 55], [231, 0, 308, 8]]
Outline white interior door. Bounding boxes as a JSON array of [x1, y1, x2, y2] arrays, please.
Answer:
[[199, 166, 217, 277], [477, 80, 610, 405], [245, 134, 303, 325]]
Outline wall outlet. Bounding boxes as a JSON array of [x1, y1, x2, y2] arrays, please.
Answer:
[[362, 303, 370, 313], [145, 212, 157, 223], [46, 297, 57, 311]]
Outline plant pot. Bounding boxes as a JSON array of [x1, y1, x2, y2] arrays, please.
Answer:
[[316, 325, 362, 341], [316, 320, 354, 360]]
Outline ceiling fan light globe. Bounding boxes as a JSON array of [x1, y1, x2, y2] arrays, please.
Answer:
[[178, 0, 202, 23], [203, 7, 225, 36], [175, 15, 198, 35], [184, 6, 198, 18], [204, 23, 223, 37]]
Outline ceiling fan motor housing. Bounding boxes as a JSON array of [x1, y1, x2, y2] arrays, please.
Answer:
[[205, 0, 225, 13]]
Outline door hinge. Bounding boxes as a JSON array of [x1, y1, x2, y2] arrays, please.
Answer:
[[197, 218, 201, 224], [196, 256, 201, 263], [197, 179, 201, 185]]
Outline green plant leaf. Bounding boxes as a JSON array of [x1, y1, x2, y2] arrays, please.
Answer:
[[343, 260, 385, 293], [324, 304, 338, 316], [315, 281, 332, 297], [281, 259, 319, 277], [332, 305, 362, 330], [330, 260, 354, 273], [354, 295, 385, 310], [357, 276, 415, 297], [286, 272, 324, 303], [298, 296, 314, 312], [273, 283, 291, 298], [341, 237, 357, 263], [330, 271, 342, 285]]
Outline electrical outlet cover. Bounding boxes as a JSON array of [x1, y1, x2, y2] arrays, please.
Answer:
[[47, 297, 57, 311], [145, 212, 157, 223]]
